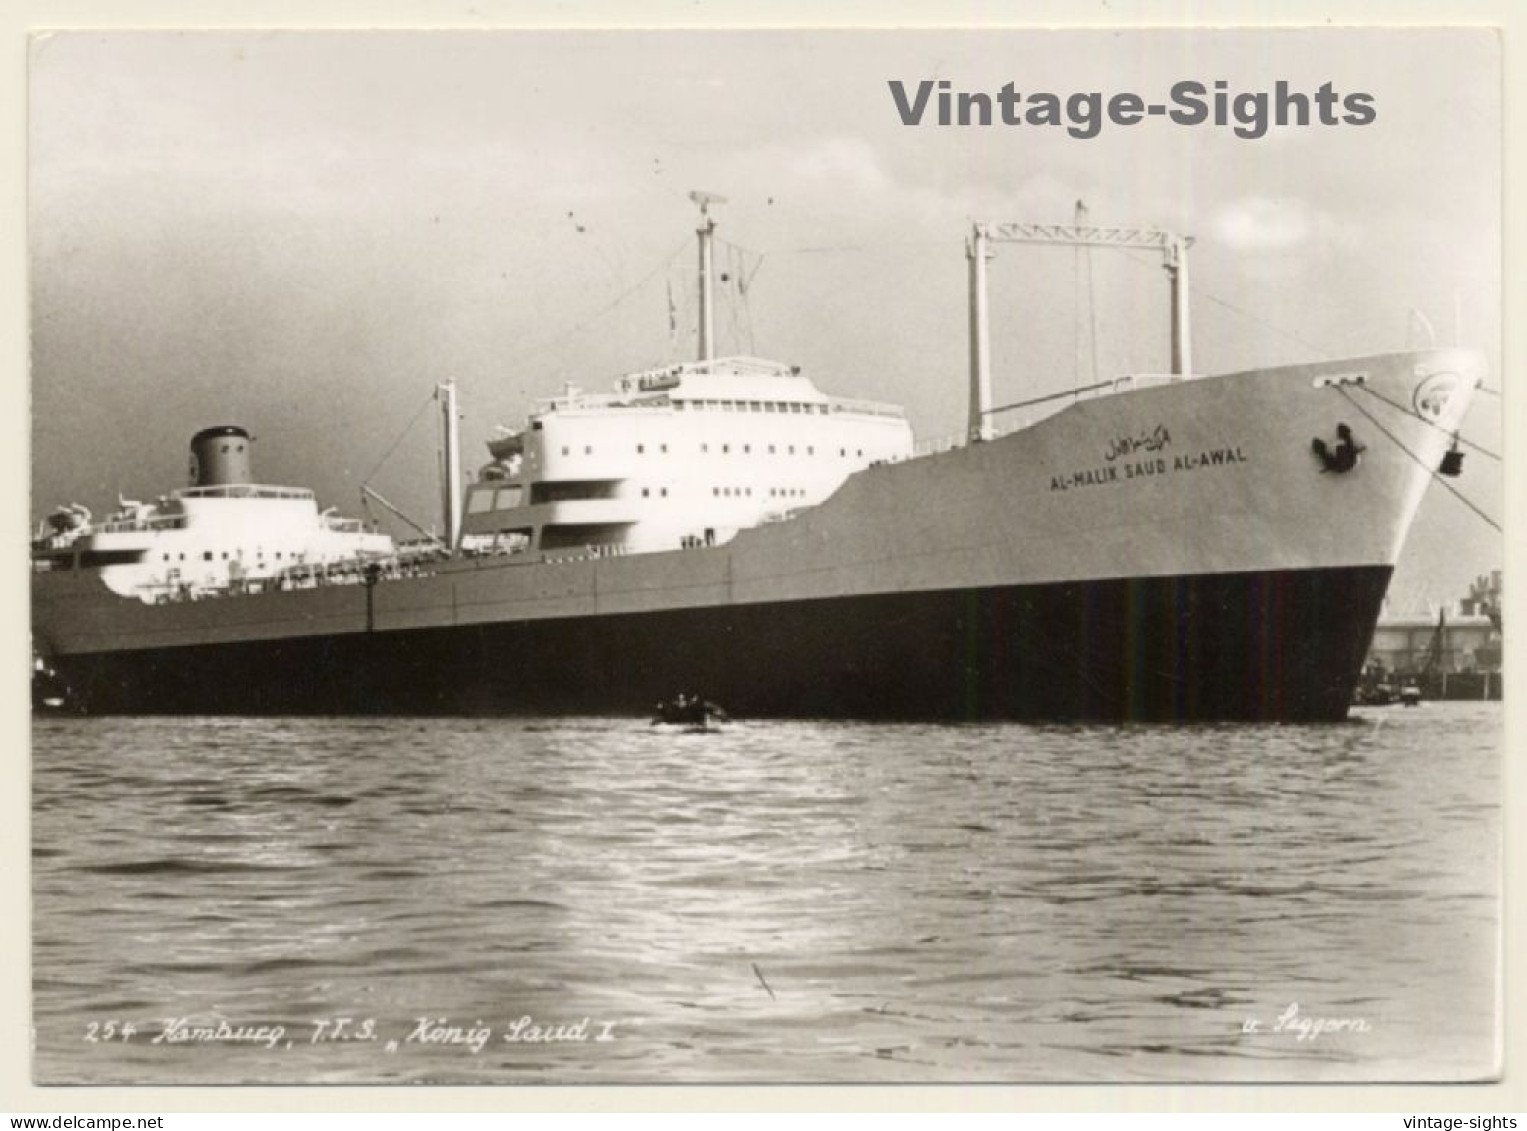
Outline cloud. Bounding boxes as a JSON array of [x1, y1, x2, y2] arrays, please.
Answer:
[[1210, 195, 1319, 253]]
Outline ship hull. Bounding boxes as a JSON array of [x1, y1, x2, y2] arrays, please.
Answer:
[[33, 349, 1480, 723], [52, 564, 1391, 721]]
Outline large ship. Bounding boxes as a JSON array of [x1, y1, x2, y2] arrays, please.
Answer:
[[31, 200, 1482, 721]]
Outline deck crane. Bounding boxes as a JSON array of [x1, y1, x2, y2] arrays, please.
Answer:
[[966, 222, 1193, 442]]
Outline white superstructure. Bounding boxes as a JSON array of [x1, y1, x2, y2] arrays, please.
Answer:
[[461, 193, 912, 557], [461, 356, 913, 556], [32, 425, 394, 601]]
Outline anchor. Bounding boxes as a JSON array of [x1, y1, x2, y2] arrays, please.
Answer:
[[1311, 423, 1364, 473]]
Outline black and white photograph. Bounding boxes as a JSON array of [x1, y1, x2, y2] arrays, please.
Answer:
[[26, 24, 1504, 1088]]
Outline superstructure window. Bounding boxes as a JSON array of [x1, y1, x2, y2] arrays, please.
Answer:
[[637, 444, 645, 454], [203, 552, 213, 561], [531, 480, 619, 504]]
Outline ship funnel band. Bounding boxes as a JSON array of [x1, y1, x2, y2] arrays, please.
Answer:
[[191, 425, 251, 444]]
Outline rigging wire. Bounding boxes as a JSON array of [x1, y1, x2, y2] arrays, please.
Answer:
[[735, 244, 758, 353], [360, 389, 439, 489], [724, 243, 745, 354], [496, 236, 692, 373], [1115, 247, 1334, 359], [1351, 382, 1501, 462], [715, 239, 767, 355], [721, 238, 948, 258], [1334, 386, 1500, 533]]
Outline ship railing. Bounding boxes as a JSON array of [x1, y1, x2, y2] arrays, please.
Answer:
[[140, 551, 436, 604], [889, 376, 1141, 463], [531, 392, 672, 414], [828, 397, 907, 419], [93, 513, 189, 534], [175, 484, 316, 501], [540, 542, 642, 564], [908, 432, 965, 459], [620, 356, 794, 383]]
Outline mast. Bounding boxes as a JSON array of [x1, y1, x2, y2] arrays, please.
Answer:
[[967, 224, 993, 442], [1165, 234, 1193, 380], [965, 221, 1197, 441], [437, 380, 462, 552], [689, 190, 727, 364]]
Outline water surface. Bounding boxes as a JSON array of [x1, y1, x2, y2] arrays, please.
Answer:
[[32, 704, 1501, 1083]]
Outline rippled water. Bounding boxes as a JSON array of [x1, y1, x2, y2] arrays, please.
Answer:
[[31, 704, 1500, 1084]]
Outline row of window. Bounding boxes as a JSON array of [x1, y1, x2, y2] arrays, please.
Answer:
[[673, 399, 829, 415], [710, 487, 808, 499], [161, 550, 299, 562], [636, 486, 806, 500]]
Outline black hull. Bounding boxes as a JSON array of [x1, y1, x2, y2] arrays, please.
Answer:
[[51, 565, 1392, 723]]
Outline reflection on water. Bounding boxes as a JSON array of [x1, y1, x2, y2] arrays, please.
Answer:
[[32, 705, 1500, 1083]]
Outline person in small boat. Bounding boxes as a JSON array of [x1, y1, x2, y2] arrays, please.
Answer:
[[651, 693, 729, 725]]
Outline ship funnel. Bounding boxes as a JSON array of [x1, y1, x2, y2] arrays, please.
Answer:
[[189, 426, 253, 488]]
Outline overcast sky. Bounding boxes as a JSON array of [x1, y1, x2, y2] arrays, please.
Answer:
[[28, 29, 1502, 608]]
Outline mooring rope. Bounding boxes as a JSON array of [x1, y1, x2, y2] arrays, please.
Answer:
[[1333, 386, 1501, 533], [1350, 382, 1501, 462]]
